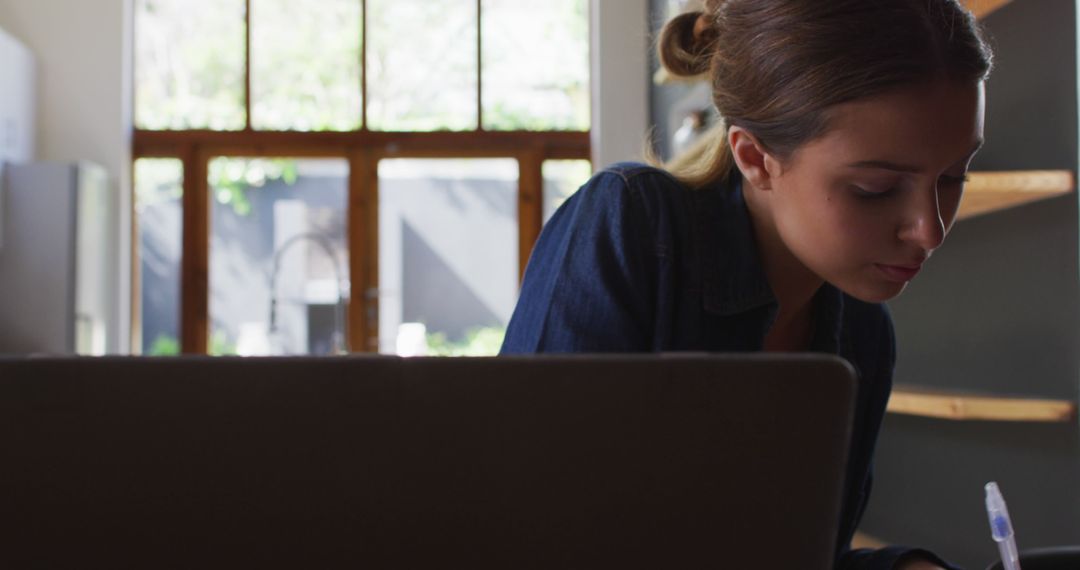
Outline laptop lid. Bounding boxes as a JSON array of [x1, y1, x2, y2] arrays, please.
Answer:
[[0, 354, 856, 569]]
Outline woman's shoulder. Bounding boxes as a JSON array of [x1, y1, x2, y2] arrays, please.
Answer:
[[568, 161, 697, 223], [591, 161, 689, 194], [530, 161, 699, 279]]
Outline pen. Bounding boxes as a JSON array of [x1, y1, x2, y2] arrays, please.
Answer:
[[985, 481, 1021, 570]]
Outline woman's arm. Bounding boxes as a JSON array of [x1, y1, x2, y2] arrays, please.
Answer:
[[834, 305, 962, 570]]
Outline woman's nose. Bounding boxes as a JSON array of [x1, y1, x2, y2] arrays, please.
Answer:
[[898, 187, 947, 252]]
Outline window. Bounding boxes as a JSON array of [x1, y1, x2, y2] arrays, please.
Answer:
[[134, 158, 183, 355], [208, 157, 350, 356], [377, 159, 518, 356], [132, 0, 593, 355]]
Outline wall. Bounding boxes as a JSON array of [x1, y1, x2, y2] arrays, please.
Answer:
[[863, 1, 1080, 568], [0, 26, 34, 165], [591, 0, 650, 168], [0, 25, 34, 253], [0, 0, 132, 354]]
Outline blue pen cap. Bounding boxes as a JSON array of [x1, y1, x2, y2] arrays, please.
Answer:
[[985, 481, 1014, 542], [991, 514, 1012, 540]]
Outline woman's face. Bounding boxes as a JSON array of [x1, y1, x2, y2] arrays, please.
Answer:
[[767, 80, 986, 303]]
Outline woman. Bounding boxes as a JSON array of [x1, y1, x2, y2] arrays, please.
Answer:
[[501, 0, 989, 569]]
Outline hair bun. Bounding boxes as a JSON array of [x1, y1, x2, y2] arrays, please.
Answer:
[[658, 10, 717, 78]]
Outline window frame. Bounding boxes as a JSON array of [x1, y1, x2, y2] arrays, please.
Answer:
[[131, 0, 591, 354]]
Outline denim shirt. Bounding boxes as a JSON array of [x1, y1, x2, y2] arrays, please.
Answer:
[[501, 162, 958, 570]]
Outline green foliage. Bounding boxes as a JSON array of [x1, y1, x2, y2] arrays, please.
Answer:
[[147, 334, 180, 356], [426, 326, 506, 357], [250, 0, 362, 130], [480, 0, 590, 131], [208, 330, 239, 356], [145, 330, 237, 356], [135, 0, 247, 130], [366, 0, 479, 131], [136, 0, 589, 133], [208, 158, 299, 216]]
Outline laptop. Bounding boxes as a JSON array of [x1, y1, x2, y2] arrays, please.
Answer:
[[0, 353, 856, 569]]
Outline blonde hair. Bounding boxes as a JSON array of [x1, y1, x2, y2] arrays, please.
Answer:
[[654, 0, 993, 189]]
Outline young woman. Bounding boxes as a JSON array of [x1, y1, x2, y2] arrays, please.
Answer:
[[501, 1, 990, 569]]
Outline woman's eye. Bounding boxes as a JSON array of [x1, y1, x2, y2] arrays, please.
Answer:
[[850, 185, 892, 198]]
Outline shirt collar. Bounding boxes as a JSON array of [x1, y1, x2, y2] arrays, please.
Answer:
[[693, 172, 846, 354], [693, 173, 775, 316], [810, 282, 844, 355]]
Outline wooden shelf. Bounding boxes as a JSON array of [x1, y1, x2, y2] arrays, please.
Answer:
[[852, 532, 887, 550], [887, 385, 1076, 422], [959, 170, 1074, 220], [963, 0, 1015, 18]]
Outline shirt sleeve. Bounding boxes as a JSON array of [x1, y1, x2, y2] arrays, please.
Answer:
[[500, 170, 657, 353], [837, 545, 962, 570], [834, 306, 963, 570]]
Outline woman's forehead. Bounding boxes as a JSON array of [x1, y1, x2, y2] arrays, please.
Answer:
[[805, 82, 985, 169]]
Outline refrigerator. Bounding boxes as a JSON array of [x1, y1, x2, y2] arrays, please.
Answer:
[[0, 162, 112, 355]]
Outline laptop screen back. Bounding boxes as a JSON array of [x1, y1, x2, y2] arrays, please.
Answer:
[[0, 354, 856, 569]]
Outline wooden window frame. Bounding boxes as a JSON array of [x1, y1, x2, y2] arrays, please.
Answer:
[[131, 0, 591, 354]]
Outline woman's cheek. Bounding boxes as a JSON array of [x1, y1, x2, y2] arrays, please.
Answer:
[[830, 197, 884, 234]]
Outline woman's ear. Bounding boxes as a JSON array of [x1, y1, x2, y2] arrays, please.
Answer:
[[729, 126, 782, 191]]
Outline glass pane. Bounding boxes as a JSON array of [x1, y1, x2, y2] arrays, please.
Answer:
[[208, 158, 350, 356], [378, 159, 517, 356], [367, 0, 478, 131], [251, 0, 362, 131], [482, 0, 590, 131], [542, 160, 592, 223], [134, 0, 247, 130], [135, 158, 184, 356]]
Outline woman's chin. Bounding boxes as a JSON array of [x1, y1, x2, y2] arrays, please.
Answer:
[[833, 279, 910, 304]]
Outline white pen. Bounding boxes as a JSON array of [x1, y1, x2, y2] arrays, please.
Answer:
[[985, 481, 1022, 570]]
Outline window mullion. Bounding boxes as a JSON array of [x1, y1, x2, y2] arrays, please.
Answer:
[[476, 0, 483, 131], [244, 0, 252, 131], [517, 147, 543, 283], [180, 146, 211, 354], [347, 150, 379, 352], [361, 0, 368, 131]]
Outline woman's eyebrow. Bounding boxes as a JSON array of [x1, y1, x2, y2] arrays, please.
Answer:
[[846, 140, 985, 173], [846, 160, 921, 173]]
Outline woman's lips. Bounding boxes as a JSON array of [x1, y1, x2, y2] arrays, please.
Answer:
[[875, 263, 922, 282]]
